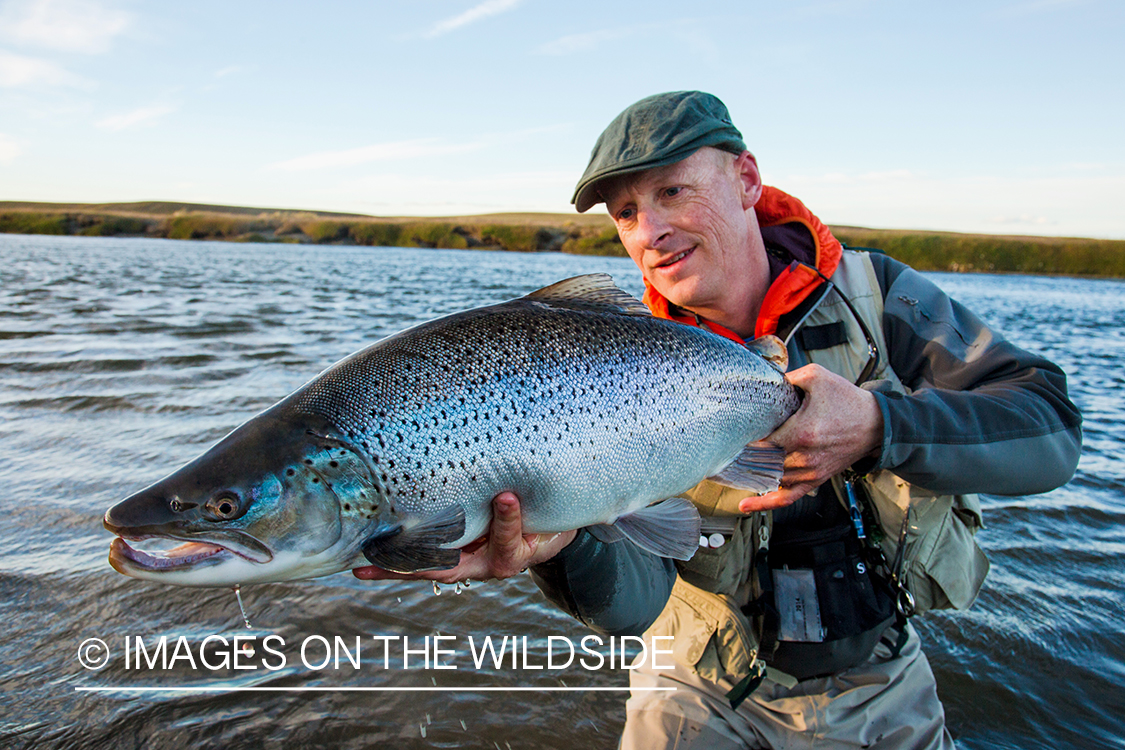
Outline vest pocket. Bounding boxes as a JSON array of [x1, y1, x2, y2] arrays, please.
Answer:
[[644, 576, 759, 689], [863, 471, 989, 612], [904, 502, 990, 611]]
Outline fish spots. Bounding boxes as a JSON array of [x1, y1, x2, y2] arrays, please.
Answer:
[[285, 292, 794, 529]]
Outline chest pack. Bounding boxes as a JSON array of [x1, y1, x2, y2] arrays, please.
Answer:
[[642, 249, 990, 703]]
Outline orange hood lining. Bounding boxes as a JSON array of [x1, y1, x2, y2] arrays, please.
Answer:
[[642, 185, 841, 342]]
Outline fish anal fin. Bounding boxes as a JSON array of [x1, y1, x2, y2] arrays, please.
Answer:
[[523, 274, 651, 317], [587, 523, 626, 544], [708, 441, 785, 494], [747, 335, 789, 372], [610, 497, 701, 561], [361, 504, 466, 573]]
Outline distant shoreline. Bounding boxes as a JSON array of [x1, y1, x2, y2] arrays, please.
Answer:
[[3, 200, 1123, 277]]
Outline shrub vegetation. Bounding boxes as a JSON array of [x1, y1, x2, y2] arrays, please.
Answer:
[[3, 202, 1122, 278]]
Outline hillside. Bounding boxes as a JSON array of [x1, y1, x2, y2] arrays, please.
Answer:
[[2, 200, 1122, 276]]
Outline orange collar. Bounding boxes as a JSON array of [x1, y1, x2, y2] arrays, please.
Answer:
[[642, 185, 841, 341]]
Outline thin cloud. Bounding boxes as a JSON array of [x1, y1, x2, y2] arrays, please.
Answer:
[[536, 28, 631, 55], [989, 214, 1055, 227], [423, 0, 523, 39], [214, 65, 243, 78], [0, 49, 82, 87], [95, 103, 177, 131], [0, 132, 20, 161], [993, 0, 1091, 17], [780, 169, 918, 185], [270, 138, 486, 172], [0, 0, 131, 54]]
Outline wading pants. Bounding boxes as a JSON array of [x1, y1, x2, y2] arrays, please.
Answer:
[[619, 623, 955, 750]]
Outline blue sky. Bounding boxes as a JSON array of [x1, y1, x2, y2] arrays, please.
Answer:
[[1, 0, 1122, 238]]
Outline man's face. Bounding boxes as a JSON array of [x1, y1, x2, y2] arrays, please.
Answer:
[[602, 148, 765, 325]]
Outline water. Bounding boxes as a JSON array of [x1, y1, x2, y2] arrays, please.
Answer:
[[0, 234, 1121, 749]]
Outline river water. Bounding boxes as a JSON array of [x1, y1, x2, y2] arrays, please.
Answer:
[[0, 234, 1121, 749]]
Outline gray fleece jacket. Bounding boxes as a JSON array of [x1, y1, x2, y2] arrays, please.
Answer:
[[531, 250, 1082, 637]]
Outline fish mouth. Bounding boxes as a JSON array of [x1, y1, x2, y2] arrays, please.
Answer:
[[108, 533, 270, 574]]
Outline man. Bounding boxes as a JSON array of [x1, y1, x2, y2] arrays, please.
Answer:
[[356, 91, 1082, 748]]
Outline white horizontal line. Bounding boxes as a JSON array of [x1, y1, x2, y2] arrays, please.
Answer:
[[75, 686, 674, 693]]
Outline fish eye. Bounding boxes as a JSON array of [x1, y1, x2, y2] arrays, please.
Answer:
[[205, 492, 243, 521]]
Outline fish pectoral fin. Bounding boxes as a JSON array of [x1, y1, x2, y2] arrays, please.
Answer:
[[707, 441, 786, 494], [523, 274, 651, 317], [361, 504, 466, 573], [610, 497, 701, 561]]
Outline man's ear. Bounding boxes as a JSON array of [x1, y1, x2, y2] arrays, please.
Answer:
[[734, 150, 763, 210]]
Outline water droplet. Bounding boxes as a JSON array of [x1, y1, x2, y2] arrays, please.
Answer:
[[232, 584, 251, 629], [426, 713, 432, 725], [453, 581, 463, 595], [460, 720, 467, 731], [432, 581, 442, 596], [420, 724, 427, 738]]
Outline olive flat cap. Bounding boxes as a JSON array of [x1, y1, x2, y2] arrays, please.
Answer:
[[571, 91, 746, 213]]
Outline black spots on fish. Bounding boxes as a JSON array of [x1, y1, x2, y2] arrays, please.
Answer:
[[286, 468, 296, 477]]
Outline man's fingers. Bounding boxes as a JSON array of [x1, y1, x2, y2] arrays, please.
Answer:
[[353, 491, 543, 583], [489, 492, 527, 560], [738, 483, 812, 513]]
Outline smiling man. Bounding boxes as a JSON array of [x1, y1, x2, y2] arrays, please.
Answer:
[[355, 91, 1081, 749]]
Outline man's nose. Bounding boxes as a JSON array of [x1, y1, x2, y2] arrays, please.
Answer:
[[635, 206, 673, 248]]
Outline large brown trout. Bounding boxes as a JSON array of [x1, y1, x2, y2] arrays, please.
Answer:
[[104, 274, 800, 586]]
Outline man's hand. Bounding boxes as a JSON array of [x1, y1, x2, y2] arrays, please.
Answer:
[[352, 492, 577, 584], [739, 364, 884, 513]]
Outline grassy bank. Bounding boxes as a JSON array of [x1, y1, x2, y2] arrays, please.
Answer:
[[832, 226, 1125, 278], [2, 201, 1122, 277]]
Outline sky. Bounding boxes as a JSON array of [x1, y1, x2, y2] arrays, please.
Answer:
[[1, 0, 1123, 238]]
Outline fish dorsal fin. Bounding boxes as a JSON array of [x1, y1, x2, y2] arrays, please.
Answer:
[[523, 274, 651, 317]]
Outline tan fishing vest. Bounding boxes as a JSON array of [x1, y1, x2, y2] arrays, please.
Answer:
[[643, 250, 990, 692]]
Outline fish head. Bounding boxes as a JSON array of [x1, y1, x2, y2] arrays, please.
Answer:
[[105, 409, 385, 587]]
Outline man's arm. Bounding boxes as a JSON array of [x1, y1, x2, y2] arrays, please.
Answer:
[[529, 530, 677, 637], [865, 253, 1082, 495], [352, 493, 676, 637]]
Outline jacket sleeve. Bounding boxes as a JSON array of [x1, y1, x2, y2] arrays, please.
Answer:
[[530, 529, 677, 637], [866, 253, 1082, 495]]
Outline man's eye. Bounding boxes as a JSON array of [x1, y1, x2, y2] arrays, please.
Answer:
[[616, 208, 635, 221], [664, 187, 682, 198]]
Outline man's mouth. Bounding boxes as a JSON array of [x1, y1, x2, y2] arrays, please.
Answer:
[[655, 246, 694, 270]]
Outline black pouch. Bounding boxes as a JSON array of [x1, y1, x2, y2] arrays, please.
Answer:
[[764, 524, 897, 680]]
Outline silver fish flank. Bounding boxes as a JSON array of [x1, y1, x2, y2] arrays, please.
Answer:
[[104, 274, 801, 587]]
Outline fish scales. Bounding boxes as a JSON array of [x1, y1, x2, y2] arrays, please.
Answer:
[[292, 298, 794, 547], [104, 274, 800, 586]]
